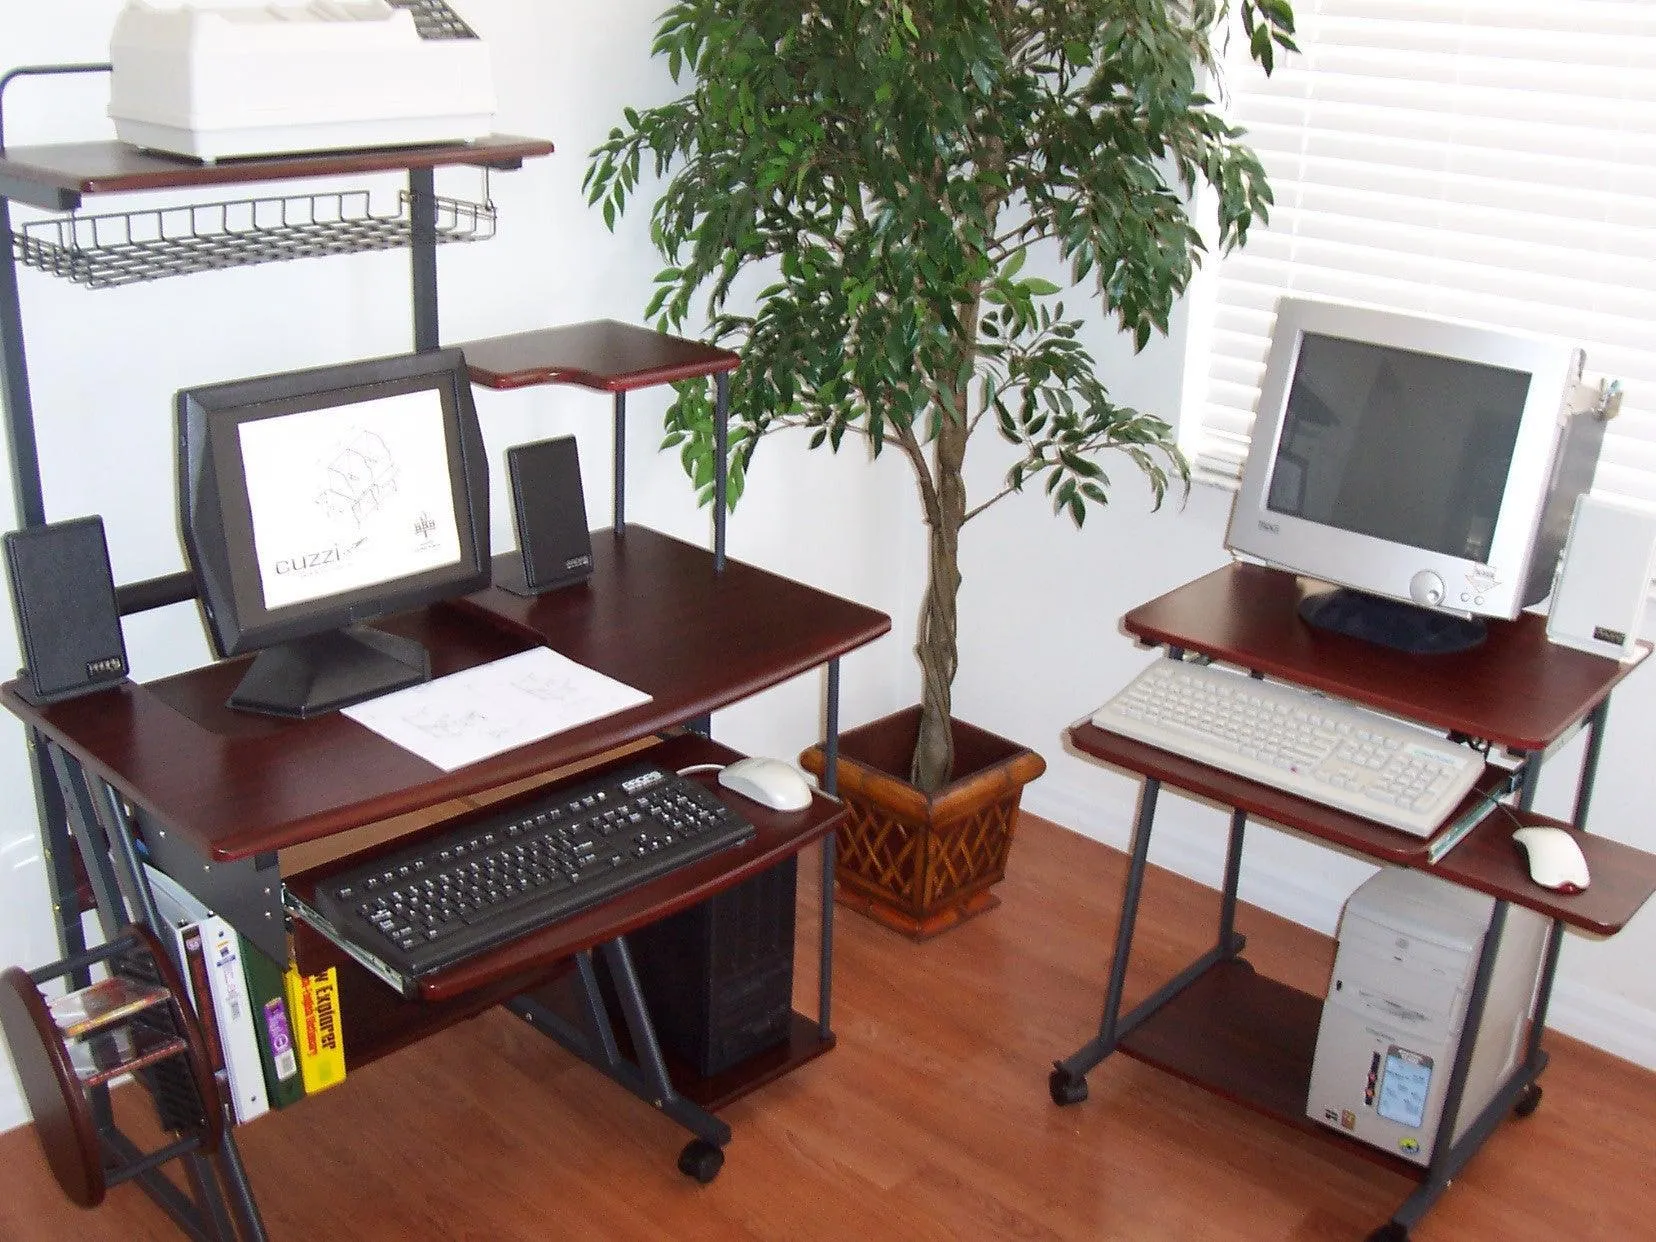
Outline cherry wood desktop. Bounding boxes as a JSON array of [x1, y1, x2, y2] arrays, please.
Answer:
[[7, 528, 884, 865], [1056, 562, 1656, 1242], [2, 522, 888, 980]]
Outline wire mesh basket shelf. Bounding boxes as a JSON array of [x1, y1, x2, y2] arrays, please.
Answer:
[[13, 184, 497, 289]]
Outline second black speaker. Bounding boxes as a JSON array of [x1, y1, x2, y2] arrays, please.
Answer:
[[497, 435, 594, 596]]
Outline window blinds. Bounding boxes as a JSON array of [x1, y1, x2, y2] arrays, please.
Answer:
[[1187, 1, 1656, 510]]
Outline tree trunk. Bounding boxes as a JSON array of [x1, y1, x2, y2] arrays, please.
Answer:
[[911, 518, 960, 791], [910, 391, 970, 793]]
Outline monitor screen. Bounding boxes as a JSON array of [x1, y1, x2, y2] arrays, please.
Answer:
[[1265, 333, 1531, 564], [178, 348, 490, 717], [1226, 297, 1601, 653]]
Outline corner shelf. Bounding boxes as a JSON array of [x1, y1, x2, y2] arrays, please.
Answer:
[[452, 319, 742, 559], [457, 319, 739, 392]]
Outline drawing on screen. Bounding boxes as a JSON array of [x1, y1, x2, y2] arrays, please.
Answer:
[[315, 429, 399, 527]]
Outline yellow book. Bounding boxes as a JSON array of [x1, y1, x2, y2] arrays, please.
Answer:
[[282, 965, 346, 1095]]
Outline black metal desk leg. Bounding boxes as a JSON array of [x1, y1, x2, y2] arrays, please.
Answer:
[[1384, 900, 1522, 1239], [0, 101, 51, 528], [817, 657, 842, 1038], [599, 937, 732, 1182], [611, 390, 627, 530], [31, 732, 89, 973], [1571, 698, 1610, 829], [511, 938, 732, 1181], [1216, 806, 1248, 957], [407, 166, 438, 352], [1049, 776, 1162, 1102], [713, 371, 729, 571], [1095, 778, 1162, 1051], [47, 745, 129, 942], [39, 747, 268, 1240]]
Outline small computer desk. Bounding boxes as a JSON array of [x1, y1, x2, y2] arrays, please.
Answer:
[[1053, 562, 1656, 1242], [3, 525, 889, 1236]]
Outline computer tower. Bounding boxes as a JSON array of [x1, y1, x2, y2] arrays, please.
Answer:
[[1305, 867, 1546, 1165], [624, 857, 797, 1078]]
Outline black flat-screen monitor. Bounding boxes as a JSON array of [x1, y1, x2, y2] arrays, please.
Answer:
[[178, 348, 491, 718]]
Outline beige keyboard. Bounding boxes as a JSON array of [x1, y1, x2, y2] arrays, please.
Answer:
[[1092, 659, 1485, 837]]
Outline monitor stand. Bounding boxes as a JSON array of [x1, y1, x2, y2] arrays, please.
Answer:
[[228, 625, 432, 718], [1297, 587, 1486, 655]]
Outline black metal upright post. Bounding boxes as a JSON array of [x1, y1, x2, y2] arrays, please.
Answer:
[[408, 167, 439, 352]]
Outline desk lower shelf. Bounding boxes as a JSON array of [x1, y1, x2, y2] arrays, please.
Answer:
[[1118, 956, 1423, 1181], [513, 976, 835, 1114], [298, 931, 834, 1116]]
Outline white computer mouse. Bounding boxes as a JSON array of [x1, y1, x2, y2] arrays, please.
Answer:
[[1511, 825, 1591, 894], [717, 757, 814, 812]]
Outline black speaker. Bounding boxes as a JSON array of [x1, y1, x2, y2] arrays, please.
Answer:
[[495, 435, 594, 597], [3, 515, 129, 705], [623, 857, 798, 1077]]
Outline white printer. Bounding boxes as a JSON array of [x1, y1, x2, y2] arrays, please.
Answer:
[[108, 1, 496, 162], [1305, 866, 1546, 1165]]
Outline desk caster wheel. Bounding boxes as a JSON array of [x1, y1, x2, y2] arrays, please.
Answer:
[[1366, 1222, 1408, 1242], [678, 1138, 724, 1184], [1049, 1065, 1088, 1106], [1514, 1082, 1543, 1118]]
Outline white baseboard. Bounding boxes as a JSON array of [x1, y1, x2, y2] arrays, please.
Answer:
[[1023, 776, 1656, 1072]]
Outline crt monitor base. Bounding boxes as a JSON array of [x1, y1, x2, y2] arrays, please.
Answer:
[[228, 625, 431, 719], [1298, 587, 1487, 655]]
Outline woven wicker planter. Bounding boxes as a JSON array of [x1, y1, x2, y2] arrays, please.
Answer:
[[800, 707, 1046, 940]]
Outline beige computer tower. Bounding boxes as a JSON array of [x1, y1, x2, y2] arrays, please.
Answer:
[[1305, 867, 1547, 1165]]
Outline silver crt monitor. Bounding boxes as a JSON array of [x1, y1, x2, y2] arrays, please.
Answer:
[[1226, 298, 1604, 652]]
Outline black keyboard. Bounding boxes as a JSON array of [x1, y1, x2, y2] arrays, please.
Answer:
[[310, 762, 757, 979]]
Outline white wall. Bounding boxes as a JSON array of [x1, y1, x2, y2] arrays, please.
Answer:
[[3, 0, 1651, 1140]]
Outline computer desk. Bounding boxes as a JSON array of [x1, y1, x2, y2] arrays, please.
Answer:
[[2, 524, 890, 1234], [1053, 562, 1656, 1242]]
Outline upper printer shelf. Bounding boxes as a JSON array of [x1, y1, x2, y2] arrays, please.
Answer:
[[1, 2, 548, 286], [0, 136, 555, 213]]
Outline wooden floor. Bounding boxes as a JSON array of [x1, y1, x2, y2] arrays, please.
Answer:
[[3, 814, 1653, 1241]]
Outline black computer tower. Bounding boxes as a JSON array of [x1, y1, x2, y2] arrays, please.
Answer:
[[624, 857, 797, 1078]]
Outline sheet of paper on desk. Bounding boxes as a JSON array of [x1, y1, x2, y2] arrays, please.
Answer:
[[342, 647, 652, 772]]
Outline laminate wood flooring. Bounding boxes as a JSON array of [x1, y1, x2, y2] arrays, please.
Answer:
[[2, 814, 1650, 1240]]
